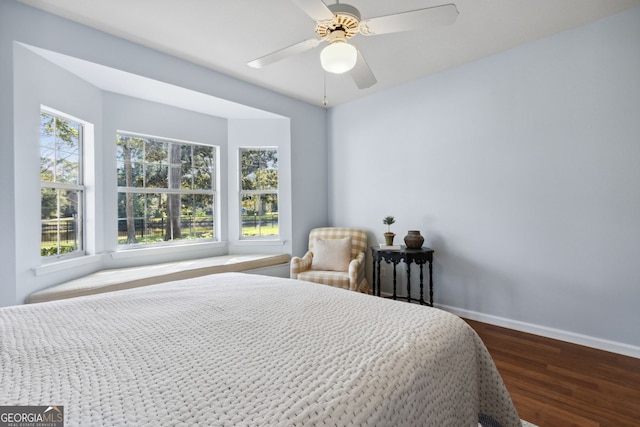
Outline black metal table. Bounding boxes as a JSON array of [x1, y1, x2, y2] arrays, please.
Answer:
[[371, 246, 434, 306]]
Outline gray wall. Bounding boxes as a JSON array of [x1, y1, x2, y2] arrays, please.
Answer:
[[328, 9, 640, 356], [0, 0, 328, 306]]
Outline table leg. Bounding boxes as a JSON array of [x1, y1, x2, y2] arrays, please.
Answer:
[[428, 259, 433, 307], [392, 262, 398, 299], [406, 263, 411, 303], [376, 259, 381, 297], [372, 256, 377, 296], [419, 263, 425, 305]]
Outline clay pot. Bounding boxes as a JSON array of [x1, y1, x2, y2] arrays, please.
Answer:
[[384, 232, 395, 246], [404, 230, 424, 249]]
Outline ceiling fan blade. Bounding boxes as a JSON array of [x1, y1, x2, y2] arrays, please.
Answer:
[[351, 49, 377, 90], [291, 0, 335, 22], [359, 4, 458, 36], [248, 38, 322, 68]]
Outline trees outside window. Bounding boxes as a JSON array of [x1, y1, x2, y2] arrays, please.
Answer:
[[116, 133, 216, 246], [240, 148, 278, 239], [40, 110, 84, 258]]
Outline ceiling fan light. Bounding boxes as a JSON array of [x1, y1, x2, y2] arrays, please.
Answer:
[[320, 41, 357, 74]]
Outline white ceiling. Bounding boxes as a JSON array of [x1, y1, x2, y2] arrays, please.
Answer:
[[17, 0, 640, 107]]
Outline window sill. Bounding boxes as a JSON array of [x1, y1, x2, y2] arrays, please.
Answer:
[[110, 241, 227, 261], [230, 240, 287, 247], [33, 254, 103, 277]]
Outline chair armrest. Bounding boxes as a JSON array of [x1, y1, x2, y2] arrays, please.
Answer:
[[348, 252, 366, 290], [290, 251, 313, 278], [348, 251, 365, 271]]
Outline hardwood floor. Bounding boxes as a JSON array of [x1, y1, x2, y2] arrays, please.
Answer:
[[465, 319, 640, 427]]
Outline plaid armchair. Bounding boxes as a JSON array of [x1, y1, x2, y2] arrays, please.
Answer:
[[291, 227, 370, 293]]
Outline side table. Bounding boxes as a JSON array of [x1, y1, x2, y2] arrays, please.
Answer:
[[371, 246, 434, 306]]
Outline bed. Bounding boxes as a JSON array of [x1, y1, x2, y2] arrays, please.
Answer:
[[1, 272, 521, 426]]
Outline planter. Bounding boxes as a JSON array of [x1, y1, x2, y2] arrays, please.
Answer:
[[384, 232, 395, 246]]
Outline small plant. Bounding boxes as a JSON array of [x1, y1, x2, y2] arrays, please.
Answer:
[[383, 216, 395, 233], [382, 216, 396, 245]]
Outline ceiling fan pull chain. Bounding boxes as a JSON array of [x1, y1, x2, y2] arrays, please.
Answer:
[[323, 72, 328, 106]]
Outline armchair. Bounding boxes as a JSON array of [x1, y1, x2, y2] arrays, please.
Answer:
[[291, 227, 369, 293]]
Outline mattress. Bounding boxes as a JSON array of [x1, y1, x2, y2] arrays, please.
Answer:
[[1, 272, 521, 426]]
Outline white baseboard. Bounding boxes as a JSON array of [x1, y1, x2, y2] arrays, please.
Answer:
[[437, 303, 640, 359]]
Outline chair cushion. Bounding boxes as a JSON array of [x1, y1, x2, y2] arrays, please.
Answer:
[[311, 237, 351, 272], [308, 228, 367, 260], [297, 270, 350, 290]]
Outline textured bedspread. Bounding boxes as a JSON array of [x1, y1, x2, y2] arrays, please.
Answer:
[[1, 273, 520, 426]]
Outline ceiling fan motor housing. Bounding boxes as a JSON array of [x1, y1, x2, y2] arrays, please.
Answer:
[[315, 3, 361, 39]]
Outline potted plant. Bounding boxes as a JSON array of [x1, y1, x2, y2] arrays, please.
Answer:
[[383, 216, 396, 245]]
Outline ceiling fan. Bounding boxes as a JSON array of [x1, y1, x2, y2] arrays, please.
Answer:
[[247, 0, 459, 90]]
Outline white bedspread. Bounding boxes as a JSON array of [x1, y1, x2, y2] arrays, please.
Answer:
[[1, 273, 521, 426]]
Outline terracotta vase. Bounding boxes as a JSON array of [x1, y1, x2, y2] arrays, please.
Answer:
[[384, 232, 395, 246], [404, 230, 424, 249]]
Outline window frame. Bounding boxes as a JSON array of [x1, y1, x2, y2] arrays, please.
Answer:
[[39, 108, 86, 261], [116, 131, 219, 249]]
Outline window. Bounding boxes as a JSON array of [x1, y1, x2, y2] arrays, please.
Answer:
[[116, 133, 216, 246], [240, 148, 279, 239], [40, 110, 84, 258]]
